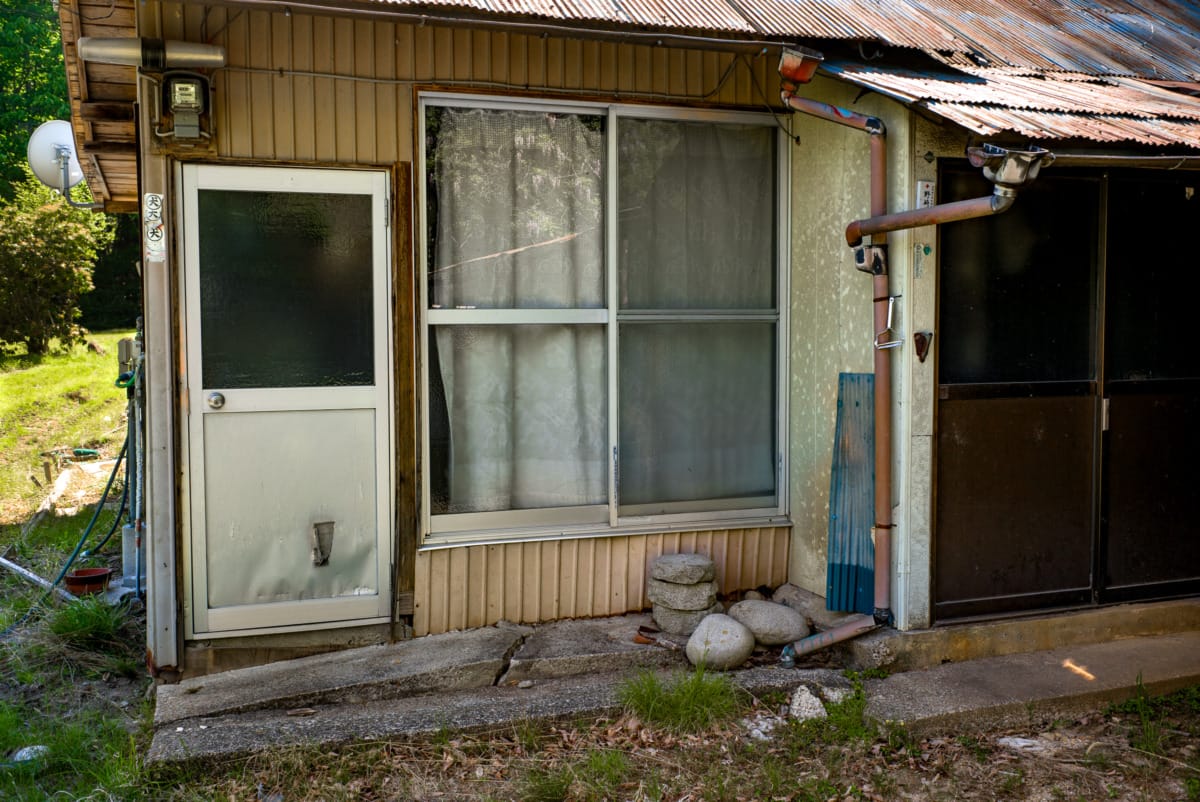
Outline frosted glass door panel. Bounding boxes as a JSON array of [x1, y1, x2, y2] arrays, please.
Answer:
[[198, 190, 375, 388], [203, 409, 379, 608]]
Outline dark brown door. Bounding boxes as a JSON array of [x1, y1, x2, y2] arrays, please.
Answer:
[[935, 167, 1200, 621], [934, 168, 1101, 620], [1101, 174, 1200, 601]]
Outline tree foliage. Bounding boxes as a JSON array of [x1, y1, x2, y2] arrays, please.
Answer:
[[0, 0, 70, 196], [0, 170, 115, 353]]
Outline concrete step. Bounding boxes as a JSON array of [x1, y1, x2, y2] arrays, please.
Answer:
[[155, 614, 687, 726], [843, 598, 1200, 672], [148, 631, 1200, 765], [148, 665, 806, 765], [864, 630, 1200, 736], [155, 624, 531, 726]]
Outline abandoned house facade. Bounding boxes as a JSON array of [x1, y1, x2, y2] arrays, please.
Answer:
[[52, 0, 1200, 675]]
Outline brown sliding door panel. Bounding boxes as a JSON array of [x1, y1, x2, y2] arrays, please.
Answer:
[[1101, 175, 1200, 599], [936, 395, 1096, 616], [934, 166, 1101, 621]]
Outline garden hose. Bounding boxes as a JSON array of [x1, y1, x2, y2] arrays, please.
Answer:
[[0, 439, 128, 641]]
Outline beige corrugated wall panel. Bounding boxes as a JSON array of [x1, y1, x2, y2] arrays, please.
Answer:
[[159, 5, 777, 164], [413, 528, 790, 636]]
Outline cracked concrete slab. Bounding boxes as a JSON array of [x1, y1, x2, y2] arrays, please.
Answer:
[[148, 664, 815, 765], [499, 613, 686, 685], [156, 623, 531, 725], [146, 608, 1200, 767]]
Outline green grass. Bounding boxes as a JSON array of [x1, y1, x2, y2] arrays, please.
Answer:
[[618, 665, 744, 733], [0, 700, 144, 801], [48, 595, 129, 650], [0, 330, 133, 525], [783, 671, 875, 751], [0, 333, 149, 800], [521, 748, 631, 802]]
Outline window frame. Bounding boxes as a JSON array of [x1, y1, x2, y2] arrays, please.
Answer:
[[418, 92, 790, 543]]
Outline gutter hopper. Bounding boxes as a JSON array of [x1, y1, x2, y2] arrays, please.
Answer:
[[968, 143, 1055, 189], [778, 46, 825, 86]]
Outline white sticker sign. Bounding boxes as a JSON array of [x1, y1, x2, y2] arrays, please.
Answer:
[[143, 193, 165, 262]]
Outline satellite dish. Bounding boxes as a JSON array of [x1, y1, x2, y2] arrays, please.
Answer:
[[27, 120, 84, 191]]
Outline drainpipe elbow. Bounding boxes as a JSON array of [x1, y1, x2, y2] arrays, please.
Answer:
[[845, 221, 864, 249], [990, 186, 1018, 214]]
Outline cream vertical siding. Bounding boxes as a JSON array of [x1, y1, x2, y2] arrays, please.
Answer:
[[159, 6, 778, 165], [159, 6, 792, 639], [413, 528, 791, 636]]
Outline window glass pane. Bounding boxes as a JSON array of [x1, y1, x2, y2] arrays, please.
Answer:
[[618, 119, 775, 310], [198, 189, 374, 388], [1106, 174, 1200, 381], [429, 324, 607, 515], [619, 322, 776, 508], [938, 167, 1098, 384], [426, 106, 604, 310]]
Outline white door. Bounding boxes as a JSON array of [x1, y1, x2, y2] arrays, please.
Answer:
[[181, 165, 392, 636]]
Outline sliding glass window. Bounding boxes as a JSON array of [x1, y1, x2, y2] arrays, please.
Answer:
[[422, 96, 783, 537]]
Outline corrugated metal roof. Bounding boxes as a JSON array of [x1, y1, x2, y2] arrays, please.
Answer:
[[826, 60, 1200, 146], [373, 0, 1200, 81], [924, 103, 1200, 147], [304, 0, 1200, 147], [827, 63, 1200, 120]]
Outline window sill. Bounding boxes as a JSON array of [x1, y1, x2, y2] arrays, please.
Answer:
[[418, 515, 793, 551]]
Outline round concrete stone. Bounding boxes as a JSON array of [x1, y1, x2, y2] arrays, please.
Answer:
[[647, 578, 717, 611], [652, 601, 723, 636], [650, 553, 715, 585], [727, 599, 810, 646], [685, 614, 754, 670]]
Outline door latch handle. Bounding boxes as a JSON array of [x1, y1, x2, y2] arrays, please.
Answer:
[[206, 392, 226, 409]]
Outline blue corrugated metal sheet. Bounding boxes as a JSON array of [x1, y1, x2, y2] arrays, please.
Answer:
[[826, 373, 874, 615]]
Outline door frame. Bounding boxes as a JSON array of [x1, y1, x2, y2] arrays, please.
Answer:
[[178, 163, 395, 638]]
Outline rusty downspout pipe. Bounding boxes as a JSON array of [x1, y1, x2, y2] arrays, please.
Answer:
[[777, 51, 1053, 658], [780, 86, 896, 645]]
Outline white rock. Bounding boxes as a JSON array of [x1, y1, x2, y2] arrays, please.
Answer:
[[685, 614, 754, 670], [998, 736, 1046, 753], [742, 589, 766, 601], [727, 599, 810, 645], [647, 578, 718, 611], [789, 685, 828, 722], [651, 553, 715, 584]]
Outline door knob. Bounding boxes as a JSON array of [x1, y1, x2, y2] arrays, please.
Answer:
[[206, 392, 226, 409]]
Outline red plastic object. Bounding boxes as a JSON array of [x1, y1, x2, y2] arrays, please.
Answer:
[[64, 567, 113, 596]]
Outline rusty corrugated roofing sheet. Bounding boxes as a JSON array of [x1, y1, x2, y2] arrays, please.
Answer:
[[284, 0, 1200, 147], [827, 59, 1200, 146], [369, 0, 1200, 81], [924, 103, 1200, 147], [827, 63, 1200, 120]]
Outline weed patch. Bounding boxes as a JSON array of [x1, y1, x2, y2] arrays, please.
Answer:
[[48, 596, 129, 650], [618, 665, 743, 733]]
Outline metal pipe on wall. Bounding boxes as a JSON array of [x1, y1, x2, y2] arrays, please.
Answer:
[[777, 48, 1054, 653], [780, 49, 896, 628]]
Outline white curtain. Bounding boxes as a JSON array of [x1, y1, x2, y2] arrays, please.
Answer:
[[617, 119, 777, 507], [429, 108, 606, 514]]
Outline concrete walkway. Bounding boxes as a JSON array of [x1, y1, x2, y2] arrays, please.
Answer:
[[148, 600, 1200, 765]]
